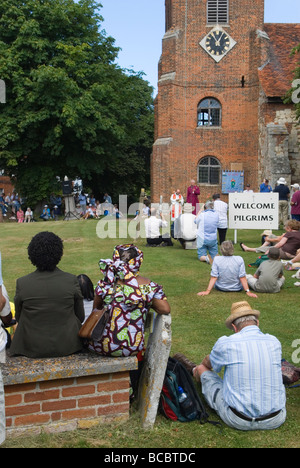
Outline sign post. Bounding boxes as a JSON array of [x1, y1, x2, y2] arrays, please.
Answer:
[[228, 193, 279, 243]]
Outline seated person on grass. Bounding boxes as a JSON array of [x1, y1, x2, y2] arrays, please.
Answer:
[[197, 240, 257, 298], [241, 220, 300, 260], [192, 301, 286, 431], [246, 247, 285, 293]]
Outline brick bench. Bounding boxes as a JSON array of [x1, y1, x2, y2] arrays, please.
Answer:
[[2, 312, 172, 438], [2, 351, 137, 438]]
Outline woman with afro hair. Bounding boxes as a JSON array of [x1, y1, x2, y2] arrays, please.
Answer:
[[10, 232, 85, 358]]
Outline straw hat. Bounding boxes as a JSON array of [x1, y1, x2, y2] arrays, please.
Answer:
[[261, 229, 272, 236], [225, 301, 260, 330]]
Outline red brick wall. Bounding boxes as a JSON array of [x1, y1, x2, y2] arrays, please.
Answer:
[[5, 371, 130, 437], [0, 176, 14, 196], [152, 0, 265, 203]]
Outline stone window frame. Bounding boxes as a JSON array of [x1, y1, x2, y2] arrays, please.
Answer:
[[197, 97, 222, 127], [198, 156, 221, 185], [207, 0, 229, 25]]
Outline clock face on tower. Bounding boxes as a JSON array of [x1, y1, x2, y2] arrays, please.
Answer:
[[200, 27, 237, 63], [206, 30, 230, 56]]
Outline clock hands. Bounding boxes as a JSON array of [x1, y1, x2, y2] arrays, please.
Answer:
[[215, 31, 224, 47], [211, 31, 225, 47]]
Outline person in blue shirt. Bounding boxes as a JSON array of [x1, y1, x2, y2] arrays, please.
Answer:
[[194, 200, 219, 264], [197, 240, 257, 298], [192, 301, 286, 431], [78, 191, 87, 215], [0, 194, 7, 217], [40, 205, 51, 221], [259, 178, 272, 192]]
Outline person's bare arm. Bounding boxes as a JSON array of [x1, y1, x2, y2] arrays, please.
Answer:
[[274, 236, 288, 249], [197, 277, 217, 296], [151, 297, 170, 315], [240, 276, 258, 298]]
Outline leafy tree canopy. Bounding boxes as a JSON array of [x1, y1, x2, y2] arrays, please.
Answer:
[[0, 0, 154, 206]]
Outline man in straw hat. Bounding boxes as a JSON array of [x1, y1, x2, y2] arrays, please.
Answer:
[[193, 301, 286, 430]]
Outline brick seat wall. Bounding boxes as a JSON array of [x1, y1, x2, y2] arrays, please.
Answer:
[[2, 351, 137, 438]]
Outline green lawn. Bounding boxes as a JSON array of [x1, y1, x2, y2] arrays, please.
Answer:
[[1, 219, 299, 448]]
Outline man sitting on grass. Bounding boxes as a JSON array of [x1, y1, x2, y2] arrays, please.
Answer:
[[246, 247, 285, 293], [192, 301, 286, 431]]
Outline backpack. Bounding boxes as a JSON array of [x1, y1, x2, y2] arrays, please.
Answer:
[[159, 356, 209, 424]]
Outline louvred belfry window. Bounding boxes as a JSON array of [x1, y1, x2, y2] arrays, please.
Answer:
[[207, 0, 229, 24]]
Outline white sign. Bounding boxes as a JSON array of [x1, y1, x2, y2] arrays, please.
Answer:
[[229, 193, 279, 230]]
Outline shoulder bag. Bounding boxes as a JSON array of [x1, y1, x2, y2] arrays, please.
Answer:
[[78, 307, 110, 341]]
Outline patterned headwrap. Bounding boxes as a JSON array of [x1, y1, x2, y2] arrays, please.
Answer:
[[96, 245, 144, 305]]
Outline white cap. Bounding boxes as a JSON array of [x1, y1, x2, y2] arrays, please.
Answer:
[[291, 183, 300, 189]]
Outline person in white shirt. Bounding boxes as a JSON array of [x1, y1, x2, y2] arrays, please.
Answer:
[[212, 194, 228, 245], [24, 207, 33, 223], [144, 208, 173, 247], [173, 203, 197, 247]]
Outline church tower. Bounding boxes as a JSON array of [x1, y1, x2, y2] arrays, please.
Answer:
[[152, 0, 265, 202]]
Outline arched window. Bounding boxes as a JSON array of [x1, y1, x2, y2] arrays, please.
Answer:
[[197, 98, 221, 127], [198, 156, 221, 185]]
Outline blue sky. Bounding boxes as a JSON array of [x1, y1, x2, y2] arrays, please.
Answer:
[[99, 0, 300, 93]]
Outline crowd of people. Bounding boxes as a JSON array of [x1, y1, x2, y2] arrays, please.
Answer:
[[0, 234, 171, 444], [1, 177, 299, 442], [0, 189, 121, 223]]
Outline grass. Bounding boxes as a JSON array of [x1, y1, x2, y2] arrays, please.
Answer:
[[1, 218, 299, 448]]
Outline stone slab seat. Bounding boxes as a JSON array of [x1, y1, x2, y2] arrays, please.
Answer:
[[2, 352, 137, 386]]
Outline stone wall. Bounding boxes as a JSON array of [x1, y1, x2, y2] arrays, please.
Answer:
[[258, 89, 300, 188]]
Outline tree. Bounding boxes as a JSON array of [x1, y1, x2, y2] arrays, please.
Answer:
[[0, 0, 154, 206]]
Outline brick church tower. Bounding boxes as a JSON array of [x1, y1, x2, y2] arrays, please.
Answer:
[[151, 0, 300, 204]]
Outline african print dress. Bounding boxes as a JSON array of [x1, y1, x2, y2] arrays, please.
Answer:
[[88, 245, 166, 357]]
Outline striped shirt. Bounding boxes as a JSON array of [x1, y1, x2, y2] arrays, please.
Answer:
[[210, 326, 286, 418], [194, 209, 219, 244]]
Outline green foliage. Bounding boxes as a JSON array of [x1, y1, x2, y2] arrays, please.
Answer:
[[0, 0, 154, 206]]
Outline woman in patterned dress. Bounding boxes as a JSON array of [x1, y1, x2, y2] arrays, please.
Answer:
[[88, 244, 170, 358]]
